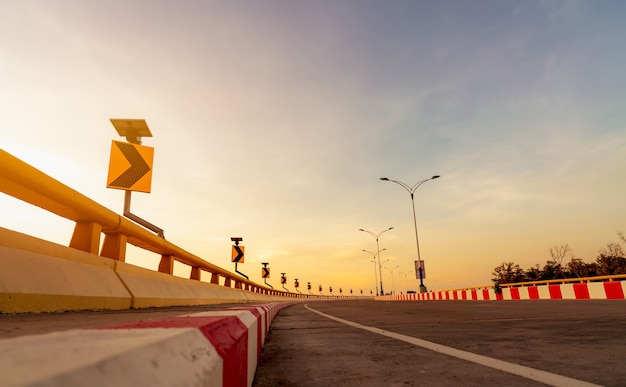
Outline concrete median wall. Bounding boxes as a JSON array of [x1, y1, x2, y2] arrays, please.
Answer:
[[1, 303, 292, 387], [0, 227, 286, 313]]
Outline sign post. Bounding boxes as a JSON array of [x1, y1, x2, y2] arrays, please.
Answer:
[[261, 262, 272, 288], [107, 118, 163, 238], [231, 237, 247, 279], [294, 279, 301, 294]]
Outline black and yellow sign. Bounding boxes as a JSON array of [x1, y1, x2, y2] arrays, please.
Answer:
[[307, 283, 311, 290], [262, 267, 270, 278], [231, 245, 244, 263], [281, 275, 287, 285], [107, 141, 154, 192], [318, 285, 322, 292], [329, 286, 333, 293], [294, 280, 299, 288]]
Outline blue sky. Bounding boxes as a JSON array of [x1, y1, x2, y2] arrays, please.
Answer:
[[1, 1, 625, 294]]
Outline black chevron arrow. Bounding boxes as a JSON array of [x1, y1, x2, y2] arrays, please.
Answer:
[[110, 142, 151, 188], [232, 245, 244, 263], [262, 268, 270, 278]]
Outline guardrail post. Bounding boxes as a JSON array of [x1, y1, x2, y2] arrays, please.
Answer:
[[100, 232, 127, 261], [210, 273, 220, 285], [70, 221, 102, 254], [158, 255, 174, 274], [190, 266, 201, 280]]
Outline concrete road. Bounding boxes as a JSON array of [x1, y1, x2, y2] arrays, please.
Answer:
[[253, 300, 626, 387]]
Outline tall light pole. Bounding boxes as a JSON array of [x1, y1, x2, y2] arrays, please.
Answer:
[[363, 249, 385, 296], [400, 270, 413, 293], [385, 265, 399, 295], [359, 227, 393, 295], [380, 175, 440, 293]]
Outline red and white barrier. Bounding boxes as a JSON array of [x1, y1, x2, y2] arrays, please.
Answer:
[[0, 302, 292, 387], [379, 281, 626, 301]]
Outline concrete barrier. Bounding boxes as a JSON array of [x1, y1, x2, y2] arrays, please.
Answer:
[[379, 281, 626, 301], [0, 228, 132, 313], [0, 303, 292, 387], [0, 227, 286, 313]]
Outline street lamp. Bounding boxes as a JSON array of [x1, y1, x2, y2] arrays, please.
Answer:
[[359, 227, 393, 295], [400, 270, 413, 293], [384, 265, 400, 295], [363, 248, 386, 296], [380, 175, 440, 293], [391, 265, 399, 295]]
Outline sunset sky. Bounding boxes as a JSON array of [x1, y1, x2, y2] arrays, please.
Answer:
[[1, 1, 625, 294]]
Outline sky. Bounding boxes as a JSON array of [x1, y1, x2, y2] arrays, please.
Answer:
[[1, 1, 625, 295]]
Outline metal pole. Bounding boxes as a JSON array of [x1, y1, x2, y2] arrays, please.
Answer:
[[360, 228, 393, 296], [410, 193, 426, 292], [380, 176, 439, 294], [376, 238, 384, 295], [372, 260, 378, 296]]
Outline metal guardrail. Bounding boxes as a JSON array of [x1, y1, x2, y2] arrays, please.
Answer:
[[0, 148, 313, 297]]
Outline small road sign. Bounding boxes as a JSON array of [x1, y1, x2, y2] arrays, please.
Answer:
[[232, 245, 245, 263], [415, 260, 426, 279], [262, 267, 270, 278]]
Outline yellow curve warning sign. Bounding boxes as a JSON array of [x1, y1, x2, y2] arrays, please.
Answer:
[[107, 141, 154, 193]]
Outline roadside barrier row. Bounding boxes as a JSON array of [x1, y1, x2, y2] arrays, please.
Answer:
[[0, 303, 292, 387], [379, 280, 626, 301], [0, 149, 294, 296], [0, 225, 323, 313]]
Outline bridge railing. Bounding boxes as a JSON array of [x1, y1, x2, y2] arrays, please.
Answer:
[[0, 149, 307, 297]]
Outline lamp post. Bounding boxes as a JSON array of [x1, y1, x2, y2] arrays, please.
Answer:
[[389, 265, 399, 295], [363, 248, 386, 296], [359, 227, 393, 295], [400, 270, 413, 293], [380, 175, 440, 293]]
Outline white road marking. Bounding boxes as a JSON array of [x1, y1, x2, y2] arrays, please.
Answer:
[[304, 304, 601, 387]]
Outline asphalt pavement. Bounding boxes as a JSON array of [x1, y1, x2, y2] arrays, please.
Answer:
[[253, 300, 626, 387]]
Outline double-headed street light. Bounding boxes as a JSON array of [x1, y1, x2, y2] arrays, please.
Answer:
[[360, 227, 393, 295], [380, 175, 440, 293], [363, 249, 385, 296]]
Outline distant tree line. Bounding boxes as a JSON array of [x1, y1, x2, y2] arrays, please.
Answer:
[[492, 231, 626, 284]]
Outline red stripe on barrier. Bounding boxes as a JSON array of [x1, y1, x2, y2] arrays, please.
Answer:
[[510, 287, 520, 300], [471, 290, 478, 300], [528, 286, 539, 300], [548, 284, 563, 299], [482, 289, 490, 300], [105, 316, 248, 387], [573, 283, 590, 299], [604, 282, 625, 299]]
